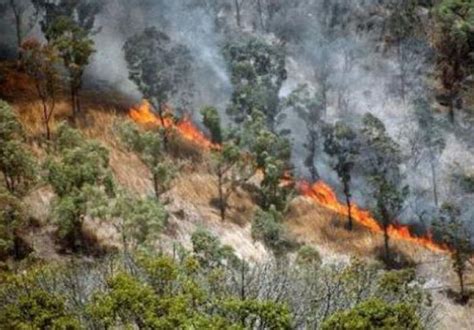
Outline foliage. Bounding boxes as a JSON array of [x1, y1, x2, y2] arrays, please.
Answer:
[[321, 298, 422, 330], [21, 38, 60, 140], [123, 26, 194, 122], [224, 36, 287, 131], [117, 120, 176, 199], [112, 193, 168, 252], [47, 16, 95, 116], [324, 121, 360, 230], [0, 289, 80, 329], [191, 228, 239, 269], [201, 106, 223, 144], [0, 252, 435, 329], [251, 207, 294, 258], [240, 111, 292, 210], [360, 113, 409, 262], [0, 100, 36, 195], [46, 124, 114, 252], [0, 188, 25, 260], [433, 0, 474, 122], [286, 84, 325, 181], [433, 203, 473, 300], [296, 245, 322, 268]]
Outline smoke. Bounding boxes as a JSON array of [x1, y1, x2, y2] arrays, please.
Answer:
[[1, 0, 472, 229]]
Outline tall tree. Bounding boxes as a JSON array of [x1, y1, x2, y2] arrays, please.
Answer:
[[4, 0, 39, 62], [123, 27, 194, 147], [286, 84, 325, 182], [433, 203, 473, 302], [117, 121, 176, 200], [21, 39, 60, 140], [360, 113, 409, 262], [385, 0, 422, 102], [432, 0, 474, 123], [224, 37, 287, 132], [47, 17, 95, 117], [201, 107, 252, 221], [32, 0, 100, 117], [324, 121, 360, 231], [241, 111, 292, 211], [412, 98, 446, 206], [46, 124, 114, 253]]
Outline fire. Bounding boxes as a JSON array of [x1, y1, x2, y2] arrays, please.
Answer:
[[129, 100, 446, 252], [298, 181, 446, 252], [129, 100, 217, 150]]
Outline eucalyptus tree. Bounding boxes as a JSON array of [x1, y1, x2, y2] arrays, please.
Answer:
[[360, 113, 409, 262]]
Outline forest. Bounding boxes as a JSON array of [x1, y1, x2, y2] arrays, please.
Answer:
[[0, 0, 473, 329]]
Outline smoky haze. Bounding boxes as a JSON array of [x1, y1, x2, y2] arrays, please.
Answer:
[[1, 0, 473, 229]]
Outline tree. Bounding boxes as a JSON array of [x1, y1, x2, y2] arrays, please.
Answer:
[[324, 121, 360, 230], [46, 124, 114, 252], [4, 0, 39, 62], [0, 289, 80, 329], [47, 17, 95, 117], [322, 298, 422, 330], [201, 106, 223, 145], [191, 228, 239, 269], [112, 193, 168, 253], [385, 0, 422, 102], [224, 37, 287, 132], [21, 38, 60, 140], [360, 113, 409, 262], [211, 142, 249, 221], [240, 110, 292, 211], [233, 0, 246, 29], [0, 188, 26, 260], [286, 84, 325, 182], [432, 0, 474, 123], [0, 100, 36, 195], [117, 121, 176, 199], [433, 203, 473, 302], [412, 98, 446, 206], [123, 27, 194, 147], [32, 0, 100, 117], [32, 0, 101, 40], [251, 207, 294, 258], [201, 107, 253, 221]]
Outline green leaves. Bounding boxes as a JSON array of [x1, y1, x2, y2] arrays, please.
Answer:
[[322, 298, 422, 330], [0, 100, 36, 195], [123, 27, 194, 114], [224, 36, 287, 129]]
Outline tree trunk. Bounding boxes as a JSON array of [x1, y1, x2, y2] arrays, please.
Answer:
[[457, 269, 466, 301], [218, 170, 226, 221], [448, 98, 455, 124], [257, 0, 265, 31], [429, 153, 439, 207], [343, 181, 353, 231], [157, 102, 169, 150], [383, 224, 390, 262], [41, 99, 51, 140], [234, 0, 242, 29], [153, 174, 160, 200]]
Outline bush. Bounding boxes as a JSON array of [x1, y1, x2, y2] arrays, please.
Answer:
[[0, 100, 36, 195], [322, 298, 422, 330]]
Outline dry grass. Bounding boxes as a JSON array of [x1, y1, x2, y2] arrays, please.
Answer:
[[286, 196, 444, 263]]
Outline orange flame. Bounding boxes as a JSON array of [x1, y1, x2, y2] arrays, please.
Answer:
[[129, 100, 446, 252], [129, 100, 217, 150], [298, 181, 447, 252]]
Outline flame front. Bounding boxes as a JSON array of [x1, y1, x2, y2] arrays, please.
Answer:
[[129, 100, 446, 253], [298, 181, 446, 252], [129, 100, 217, 150]]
